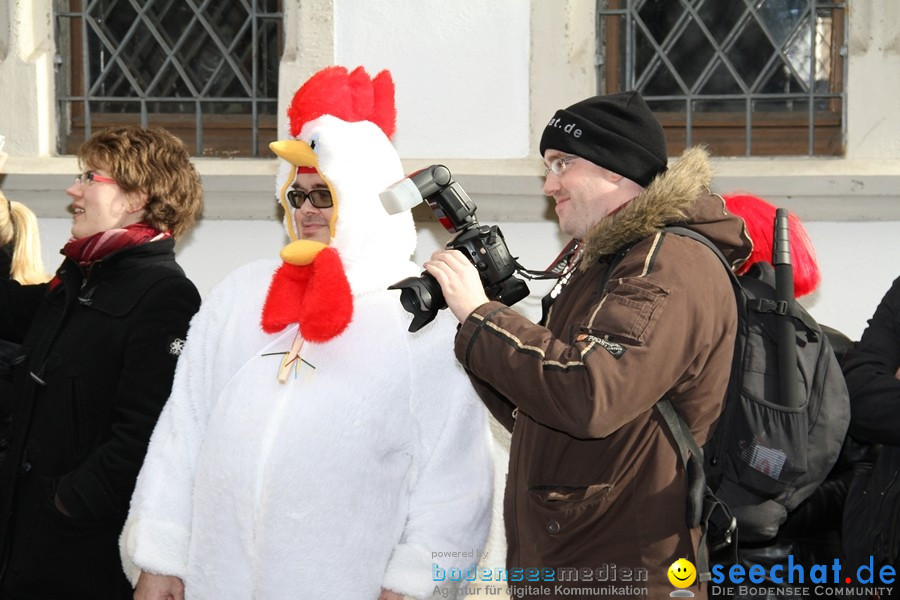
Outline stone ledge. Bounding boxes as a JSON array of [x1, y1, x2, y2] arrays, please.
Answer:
[[2, 157, 899, 222]]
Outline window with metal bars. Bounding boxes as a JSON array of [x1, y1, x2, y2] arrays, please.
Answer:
[[598, 0, 847, 157], [55, 0, 283, 157]]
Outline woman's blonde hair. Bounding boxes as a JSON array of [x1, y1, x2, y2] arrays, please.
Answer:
[[0, 193, 50, 284], [78, 126, 204, 238]]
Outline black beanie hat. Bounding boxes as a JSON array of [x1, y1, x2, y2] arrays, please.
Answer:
[[539, 91, 668, 187]]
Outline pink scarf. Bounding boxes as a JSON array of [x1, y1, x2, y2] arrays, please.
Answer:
[[62, 222, 170, 268]]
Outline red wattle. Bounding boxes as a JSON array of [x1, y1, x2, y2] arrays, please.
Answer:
[[298, 248, 353, 342], [260, 247, 353, 342], [261, 262, 313, 334]]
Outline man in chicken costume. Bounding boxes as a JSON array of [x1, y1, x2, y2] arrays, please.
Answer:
[[120, 66, 493, 600]]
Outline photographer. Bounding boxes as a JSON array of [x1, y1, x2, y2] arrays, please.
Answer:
[[425, 91, 751, 599]]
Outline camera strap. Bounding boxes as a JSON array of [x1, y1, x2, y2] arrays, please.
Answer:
[[537, 240, 584, 325], [515, 239, 580, 282]]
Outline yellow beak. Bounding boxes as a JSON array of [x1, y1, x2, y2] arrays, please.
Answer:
[[270, 140, 318, 167], [280, 239, 328, 266]]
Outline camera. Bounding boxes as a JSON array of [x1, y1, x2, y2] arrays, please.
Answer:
[[380, 165, 529, 332]]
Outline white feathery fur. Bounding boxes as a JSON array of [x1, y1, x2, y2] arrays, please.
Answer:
[[274, 115, 418, 294], [121, 112, 494, 598]]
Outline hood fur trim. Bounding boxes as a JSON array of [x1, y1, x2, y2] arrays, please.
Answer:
[[581, 147, 711, 268]]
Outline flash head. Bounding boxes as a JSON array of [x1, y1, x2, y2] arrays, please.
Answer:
[[380, 165, 454, 216], [379, 177, 422, 215]]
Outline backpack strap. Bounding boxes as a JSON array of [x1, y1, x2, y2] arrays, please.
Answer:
[[596, 246, 630, 298], [658, 398, 739, 582], [662, 226, 747, 415], [657, 398, 713, 582], [656, 227, 743, 574], [663, 226, 739, 287], [667, 226, 820, 337], [747, 296, 820, 337]]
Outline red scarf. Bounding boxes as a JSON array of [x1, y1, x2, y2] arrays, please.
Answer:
[[62, 222, 169, 268]]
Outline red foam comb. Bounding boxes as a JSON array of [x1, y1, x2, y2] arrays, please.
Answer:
[[287, 66, 396, 139]]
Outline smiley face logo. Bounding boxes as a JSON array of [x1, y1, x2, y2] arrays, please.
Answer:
[[668, 558, 697, 588]]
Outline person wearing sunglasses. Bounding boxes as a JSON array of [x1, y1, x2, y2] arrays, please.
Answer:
[[120, 67, 491, 600], [285, 167, 335, 244], [0, 125, 203, 599], [425, 91, 752, 598]]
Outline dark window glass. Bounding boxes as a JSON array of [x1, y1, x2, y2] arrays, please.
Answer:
[[598, 0, 846, 156], [55, 0, 283, 157]]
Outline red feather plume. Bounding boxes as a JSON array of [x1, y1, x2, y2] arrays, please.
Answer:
[[287, 66, 396, 139], [724, 193, 820, 298]]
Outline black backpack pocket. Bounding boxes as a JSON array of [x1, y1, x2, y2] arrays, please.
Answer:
[[721, 390, 809, 496]]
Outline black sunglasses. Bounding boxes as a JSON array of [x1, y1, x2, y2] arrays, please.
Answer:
[[286, 187, 333, 209]]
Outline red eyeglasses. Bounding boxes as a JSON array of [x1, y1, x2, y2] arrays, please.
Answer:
[[74, 171, 118, 186]]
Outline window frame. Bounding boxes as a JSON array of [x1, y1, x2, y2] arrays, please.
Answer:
[[597, 0, 847, 157], [55, 0, 283, 158]]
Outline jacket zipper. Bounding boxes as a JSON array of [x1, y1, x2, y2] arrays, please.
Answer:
[[508, 411, 525, 567]]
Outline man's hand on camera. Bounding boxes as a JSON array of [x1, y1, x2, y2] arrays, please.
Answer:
[[424, 249, 490, 323]]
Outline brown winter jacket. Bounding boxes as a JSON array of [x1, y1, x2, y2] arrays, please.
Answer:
[[455, 148, 752, 599]]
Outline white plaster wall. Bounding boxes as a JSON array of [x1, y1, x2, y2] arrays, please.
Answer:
[[800, 221, 900, 340], [34, 216, 894, 342], [0, 0, 55, 156], [846, 0, 900, 159], [333, 0, 530, 158]]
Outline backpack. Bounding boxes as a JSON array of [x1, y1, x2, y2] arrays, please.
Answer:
[[656, 225, 851, 577]]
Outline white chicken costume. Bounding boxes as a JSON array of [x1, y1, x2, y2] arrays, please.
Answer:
[[120, 66, 493, 599]]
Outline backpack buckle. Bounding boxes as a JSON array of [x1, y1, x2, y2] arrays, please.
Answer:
[[774, 300, 789, 315]]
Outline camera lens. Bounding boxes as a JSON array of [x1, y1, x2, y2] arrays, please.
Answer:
[[389, 273, 447, 332]]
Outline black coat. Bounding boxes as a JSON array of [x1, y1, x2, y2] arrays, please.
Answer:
[[0, 239, 24, 466], [842, 276, 900, 570], [0, 239, 200, 599], [844, 276, 900, 446]]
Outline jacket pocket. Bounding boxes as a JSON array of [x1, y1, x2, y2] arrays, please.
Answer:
[[64, 376, 92, 458], [526, 483, 614, 538], [586, 277, 670, 346], [529, 483, 612, 506], [7, 476, 128, 598]]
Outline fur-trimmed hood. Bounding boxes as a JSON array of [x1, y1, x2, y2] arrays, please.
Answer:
[[581, 147, 752, 269]]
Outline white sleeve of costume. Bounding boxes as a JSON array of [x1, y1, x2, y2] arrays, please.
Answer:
[[119, 267, 257, 586], [382, 311, 495, 599]]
